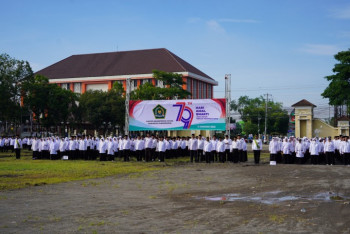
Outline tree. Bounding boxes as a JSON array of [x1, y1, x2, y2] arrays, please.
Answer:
[[0, 53, 33, 129], [22, 75, 78, 130], [79, 82, 125, 135], [131, 70, 191, 100], [322, 49, 350, 117], [230, 96, 289, 135]]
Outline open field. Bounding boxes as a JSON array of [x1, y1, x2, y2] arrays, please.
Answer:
[[0, 148, 270, 190], [1, 149, 350, 233]]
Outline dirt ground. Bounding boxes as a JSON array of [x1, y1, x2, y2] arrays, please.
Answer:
[[1, 162, 350, 233]]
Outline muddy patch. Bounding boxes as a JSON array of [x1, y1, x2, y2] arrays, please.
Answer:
[[197, 190, 350, 204]]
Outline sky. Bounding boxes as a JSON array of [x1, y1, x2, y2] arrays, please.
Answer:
[[1, 0, 350, 118]]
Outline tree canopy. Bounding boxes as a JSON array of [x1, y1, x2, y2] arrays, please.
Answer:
[[0, 53, 33, 123], [22, 75, 79, 129], [79, 82, 125, 134], [131, 70, 191, 100], [230, 95, 289, 135], [321, 49, 350, 116]]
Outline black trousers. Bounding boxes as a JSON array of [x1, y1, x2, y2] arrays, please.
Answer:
[[343, 153, 350, 165], [283, 154, 291, 164], [296, 157, 304, 164], [15, 149, 20, 159], [197, 149, 204, 162], [232, 149, 239, 163], [124, 149, 130, 161], [276, 151, 282, 163], [238, 150, 244, 162], [311, 155, 318, 165], [190, 150, 197, 162], [243, 150, 248, 162], [100, 153, 107, 161], [224, 149, 230, 162], [107, 153, 114, 161], [270, 154, 276, 162], [136, 150, 142, 161], [253, 150, 260, 164], [219, 152, 225, 163], [159, 151, 165, 162], [145, 148, 152, 162], [211, 150, 216, 162], [204, 151, 211, 163], [326, 152, 335, 165]]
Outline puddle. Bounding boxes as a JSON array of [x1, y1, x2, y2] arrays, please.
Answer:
[[197, 191, 349, 205]]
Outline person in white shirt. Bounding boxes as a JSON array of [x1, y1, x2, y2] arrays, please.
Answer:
[[269, 137, 279, 163], [341, 136, 350, 165], [157, 136, 166, 162], [203, 137, 212, 163], [197, 135, 205, 162], [98, 138, 108, 161], [107, 138, 114, 161], [211, 136, 218, 162], [223, 135, 232, 162], [324, 137, 335, 165], [112, 137, 119, 161], [188, 134, 198, 163], [49, 138, 59, 160], [0, 137, 4, 152], [252, 135, 262, 164], [180, 137, 187, 157], [309, 138, 320, 165], [122, 135, 131, 162], [135, 136, 145, 161], [172, 137, 179, 159], [144, 134, 153, 162], [13, 136, 22, 159], [242, 138, 248, 162], [216, 137, 225, 163], [231, 137, 239, 163], [69, 137, 77, 160], [282, 138, 291, 164], [295, 138, 306, 164]]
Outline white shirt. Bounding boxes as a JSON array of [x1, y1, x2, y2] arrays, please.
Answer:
[[157, 140, 166, 152], [223, 138, 232, 150], [107, 140, 114, 155], [204, 140, 212, 152], [99, 140, 107, 153], [188, 138, 198, 151], [216, 141, 225, 152], [295, 142, 305, 158], [252, 139, 262, 151], [309, 141, 319, 155], [135, 139, 145, 151]]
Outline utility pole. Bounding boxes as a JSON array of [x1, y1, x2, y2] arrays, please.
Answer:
[[264, 93, 269, 142], [225, 74, 231, 136], [125, 78, 131, 136]]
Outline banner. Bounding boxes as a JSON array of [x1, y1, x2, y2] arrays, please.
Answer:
[[129, 99, 226, 131]]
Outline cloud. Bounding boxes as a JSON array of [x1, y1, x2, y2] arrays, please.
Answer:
[[206, 20, 225, 33], [329, 5, 350, 19], [218, 18, 260, 23], [300, 44, 339, 56]]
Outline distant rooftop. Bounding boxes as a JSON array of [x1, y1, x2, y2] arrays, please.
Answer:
[[36, 48, 214, 81], [291, 99, 317, 107]]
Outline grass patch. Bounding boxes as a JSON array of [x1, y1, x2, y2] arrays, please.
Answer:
[[0, 150, 270, 190], [0, 150, 165, 190]]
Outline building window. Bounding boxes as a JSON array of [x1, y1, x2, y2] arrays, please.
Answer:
[[187, 78, 192, 98], [61, 83, 70, 90], [140, 79, 143, 86], [193, 79, 197, 99], [208, 85, 212, 98], [203, 83, 207, 98], [74, 83, 81, 93]]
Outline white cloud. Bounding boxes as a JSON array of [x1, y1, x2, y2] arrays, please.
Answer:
[[206, 20, 225, 33], [218, 18, 260, 23], [300, 44, 339, 56], [329, 5, 350, 19]]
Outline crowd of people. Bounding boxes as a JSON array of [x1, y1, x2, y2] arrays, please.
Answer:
[[0, 134, 349, 165], [268, 135, 350, 165]]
